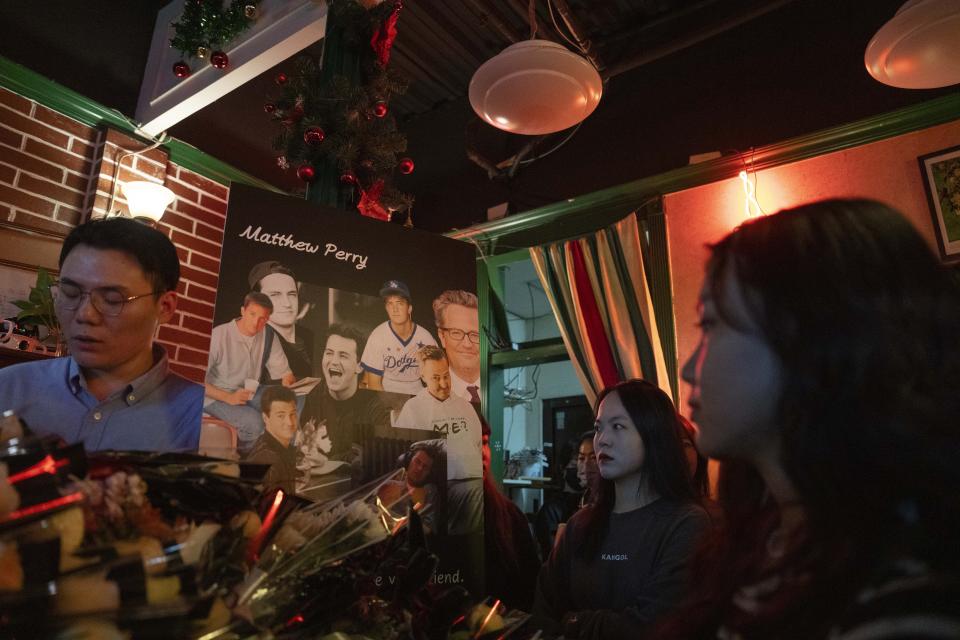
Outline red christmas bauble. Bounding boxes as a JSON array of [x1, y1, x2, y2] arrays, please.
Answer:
[[303, 126, 325, 145], [398, 157, 415, 174], [210, 51, 229, 69], [173, 61, 191, 78], [340, 170, 358, 185], [263, 102, 276, 114], [297, 164, 316, 182], [275, 72, 288, 86], [373, 101, 388, 118]]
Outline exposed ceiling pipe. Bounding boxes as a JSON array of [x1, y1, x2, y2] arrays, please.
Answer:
[[602, 0, 797, 80], [550, 0, 605, 72]]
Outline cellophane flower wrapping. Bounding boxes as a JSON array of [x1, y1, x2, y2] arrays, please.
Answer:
[[243, 468, 407, 630]]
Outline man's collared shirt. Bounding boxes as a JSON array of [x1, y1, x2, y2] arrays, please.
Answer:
[[449, 368, 481, 404], [0, 346, 203, 452]]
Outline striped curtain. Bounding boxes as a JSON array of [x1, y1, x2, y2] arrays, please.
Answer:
[[530, 212, 672, 406]]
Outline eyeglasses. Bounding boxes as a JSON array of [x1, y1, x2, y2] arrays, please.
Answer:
[[51, 281, 159, 317], [440, 327, 480, 344]]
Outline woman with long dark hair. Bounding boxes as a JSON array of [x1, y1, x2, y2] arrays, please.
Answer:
[[664, 199, 960, 638], [532, 379, 709, 638]]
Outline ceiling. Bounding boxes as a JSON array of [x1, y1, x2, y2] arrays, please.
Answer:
[[0, 0, 955, 233]]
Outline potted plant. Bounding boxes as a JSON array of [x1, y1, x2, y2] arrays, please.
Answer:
[[11, 268, 65, 356]]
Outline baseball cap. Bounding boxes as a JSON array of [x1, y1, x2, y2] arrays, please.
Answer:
[[248, 261, 293, 289], [379, 280, 411, 300]]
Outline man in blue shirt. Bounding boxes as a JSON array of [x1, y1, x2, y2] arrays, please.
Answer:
[[0, 217, 203, 451]]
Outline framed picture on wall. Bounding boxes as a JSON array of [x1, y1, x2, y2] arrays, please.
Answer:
[[919, 144, 960, 262]]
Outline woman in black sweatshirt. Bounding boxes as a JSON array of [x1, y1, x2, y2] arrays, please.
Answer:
[[532, 379, 709, 639]]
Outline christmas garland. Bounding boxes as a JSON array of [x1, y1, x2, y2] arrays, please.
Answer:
[[268, 0, 414, 221], [170, 0, 261, 77]]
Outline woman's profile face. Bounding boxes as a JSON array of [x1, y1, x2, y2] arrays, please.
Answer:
[[594, 391, 645, 481], [681, 263, 784, 466]]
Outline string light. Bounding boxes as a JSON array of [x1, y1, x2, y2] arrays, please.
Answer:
[[738, 170, 765, 218]]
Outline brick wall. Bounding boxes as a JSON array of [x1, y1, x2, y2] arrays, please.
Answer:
[[0, 87, 97, 234], [0, 85, 225, 383]]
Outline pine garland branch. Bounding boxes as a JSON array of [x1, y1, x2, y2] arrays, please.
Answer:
[[268, 1, 414, 218], [171, 0, 259, 59]]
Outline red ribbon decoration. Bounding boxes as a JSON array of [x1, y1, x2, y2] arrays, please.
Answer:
[[371, 2, 401, 68], [357, 180, 390, 221]]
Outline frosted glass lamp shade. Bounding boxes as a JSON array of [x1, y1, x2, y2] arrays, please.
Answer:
[[865, 0, 960, 89], [121, 180, 175, 222], [469, 40, 602, 135]]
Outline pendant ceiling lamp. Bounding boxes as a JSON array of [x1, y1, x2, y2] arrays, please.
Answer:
[[865, 0, 960, 89], [469, 1, 602, 136]]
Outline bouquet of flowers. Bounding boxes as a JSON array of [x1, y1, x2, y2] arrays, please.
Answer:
[[69, 470, 175, 544], [241, 471, 403, 620]]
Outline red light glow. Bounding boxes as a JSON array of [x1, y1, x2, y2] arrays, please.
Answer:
[[2, 491, 84, 521], [8, 454, 69, 484]]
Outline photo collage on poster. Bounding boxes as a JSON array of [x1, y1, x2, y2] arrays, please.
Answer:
[[204, 185, 483, 591]]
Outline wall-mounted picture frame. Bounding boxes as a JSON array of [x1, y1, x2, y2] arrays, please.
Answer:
[[919, 144, 960, 262]]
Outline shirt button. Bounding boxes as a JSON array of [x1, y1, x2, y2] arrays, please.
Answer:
[[93, 411, 102, 421], [127, 394, 136, 403]]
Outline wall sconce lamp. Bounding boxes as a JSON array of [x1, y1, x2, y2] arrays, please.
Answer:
[[104, 131, 173, 224], [121, 180, 175, 224]]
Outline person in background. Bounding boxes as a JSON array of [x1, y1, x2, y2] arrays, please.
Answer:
[[432, 290, 481, 403], [575, 429, 601, 508], [247, 385, 300, 494], [658, 199, 960, 639], [0, 217, 202, 451], [204, 292, 294, 453], [248, 261, 314, 379], [534, 436, 586, 558], [533, 379, 709, 639], [361, 280, 437, 394], [481, 417, 541, 612]]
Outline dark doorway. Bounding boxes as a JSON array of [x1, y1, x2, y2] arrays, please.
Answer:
[[541, 395, 592, 486]]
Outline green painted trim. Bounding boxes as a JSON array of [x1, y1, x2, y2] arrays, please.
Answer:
[[167, 140, 282, 192], [446, 92, 960, 249], [478, 262, 506, 484], [490, 340, 568, 367], [0, 56, 282, 192], [484, 248, 530, 269]]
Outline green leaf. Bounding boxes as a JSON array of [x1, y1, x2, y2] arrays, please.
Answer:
[[16, 312, 41, 327]]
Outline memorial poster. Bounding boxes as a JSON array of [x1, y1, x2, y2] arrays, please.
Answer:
[[204, 184, 483, 592]]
